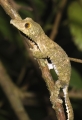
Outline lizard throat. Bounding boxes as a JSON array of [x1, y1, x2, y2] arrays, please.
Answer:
[[20, 31, 40, 49]]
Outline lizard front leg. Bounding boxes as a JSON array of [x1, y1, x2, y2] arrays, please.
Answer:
[[30, 46, 47, 59]]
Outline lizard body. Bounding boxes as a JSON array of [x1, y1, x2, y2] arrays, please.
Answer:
[[10, 18, 73, 120]]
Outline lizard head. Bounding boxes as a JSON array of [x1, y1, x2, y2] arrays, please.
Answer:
[[10, 18, 44, 48]]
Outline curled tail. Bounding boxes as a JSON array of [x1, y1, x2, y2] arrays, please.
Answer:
[[63, 86, 74, 120]]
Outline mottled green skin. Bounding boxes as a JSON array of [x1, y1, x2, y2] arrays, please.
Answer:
[[10, 18, 73, 120]]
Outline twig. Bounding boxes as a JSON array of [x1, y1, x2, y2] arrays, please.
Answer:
[[68, 89, 82, 99], [50, 0, 67, 40], [0, 0, 21, 19], [60, 89, 82, 99], [0, 61, 31, 120], [69, 57, 82, 63], [0, 0, 66, 120]]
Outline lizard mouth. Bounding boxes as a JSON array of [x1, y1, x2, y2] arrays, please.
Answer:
[[20, 31, 40, 49]]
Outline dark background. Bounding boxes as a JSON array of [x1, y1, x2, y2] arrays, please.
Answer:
[[0, 0, 82, 120]]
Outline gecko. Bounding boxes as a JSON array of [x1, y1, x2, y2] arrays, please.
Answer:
[[10, 17, 74, 120]]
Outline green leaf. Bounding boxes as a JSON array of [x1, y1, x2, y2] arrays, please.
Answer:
[[69, 23, 82, 50], [68, 2, 82, 23], [68, 1, 82, 51], [50, 69, 58, 80], [70, 67, 82, 89]]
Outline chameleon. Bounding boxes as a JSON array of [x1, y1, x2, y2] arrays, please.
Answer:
[[10, 17, 74, 120]]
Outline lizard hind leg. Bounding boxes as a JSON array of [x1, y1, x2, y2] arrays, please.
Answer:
[[50, 80, 63, 108], [63, 86, 74, 120]]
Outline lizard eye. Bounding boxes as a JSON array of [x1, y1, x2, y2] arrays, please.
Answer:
[[25, 23, 30, 28]]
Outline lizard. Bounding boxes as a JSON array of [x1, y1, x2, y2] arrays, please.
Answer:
[[10, 17, 74, 120]]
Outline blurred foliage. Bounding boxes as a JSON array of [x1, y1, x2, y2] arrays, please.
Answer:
[[70, 67, 82, 89], [0, 0, 82, 120], [68, 1, 82, 51]]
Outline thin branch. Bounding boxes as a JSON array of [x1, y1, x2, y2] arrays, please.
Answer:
[[60, 89, 82, 99], [0, 0, 21, 19], [0, 61, 31, 120], [69, 57, 82, 63], [69, 89, 82, 99], [50, 0, 67, 40]]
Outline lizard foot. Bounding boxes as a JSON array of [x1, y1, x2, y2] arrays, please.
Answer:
[[51, 98, 63, 109], [50, 95, 63, 108]]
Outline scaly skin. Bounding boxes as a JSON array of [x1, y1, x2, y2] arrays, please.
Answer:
[[10, 18, 74, 120]]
